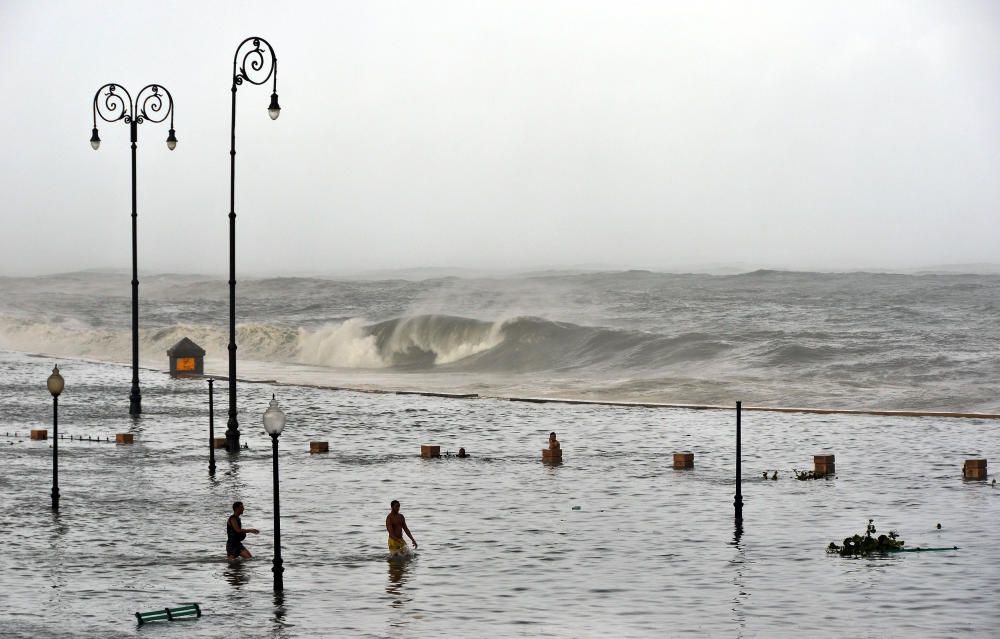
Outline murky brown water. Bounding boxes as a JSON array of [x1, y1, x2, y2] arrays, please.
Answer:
[[2, 351, 998, 637]]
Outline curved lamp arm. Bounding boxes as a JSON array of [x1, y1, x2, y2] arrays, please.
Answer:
[[233, 36, 280, 119], [91, 83, 177, 149], [136, 83, 178, 149]]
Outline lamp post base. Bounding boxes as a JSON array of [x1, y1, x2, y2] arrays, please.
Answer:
[[225, 421, 240, 453], [273, 559, 284, 592], [129, 387, 142, 416]]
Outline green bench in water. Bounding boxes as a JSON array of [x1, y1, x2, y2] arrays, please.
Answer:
[[135, 603, 202, 625]]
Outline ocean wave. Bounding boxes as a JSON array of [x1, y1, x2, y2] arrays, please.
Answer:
[[3, 269, 999, 410], [0, 313, 734, 374]]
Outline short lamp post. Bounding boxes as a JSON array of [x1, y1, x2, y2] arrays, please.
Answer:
[[208, 378, 216, 476], [47, 365, 65, 510], [262, 394, 286, 592], [90, 83, 177, 416], [735, 400, 744, 532]]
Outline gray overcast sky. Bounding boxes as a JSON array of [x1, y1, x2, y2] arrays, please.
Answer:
[[1, 0, 997, 276]]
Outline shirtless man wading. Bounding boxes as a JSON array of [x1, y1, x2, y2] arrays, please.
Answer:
[[386, 499, 418, 557], [227, 501, 259, 560]]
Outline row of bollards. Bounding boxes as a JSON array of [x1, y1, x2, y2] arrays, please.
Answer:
[[21, 428, 991, 482], [19, 429, 133, 444], [300, 439, 990, 483]]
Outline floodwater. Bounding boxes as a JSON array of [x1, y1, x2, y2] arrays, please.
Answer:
[[1, 350, 998, 638]]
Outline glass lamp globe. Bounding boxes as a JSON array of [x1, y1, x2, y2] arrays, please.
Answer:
[[90, 128, 101, 150], [263, 394, 286, 436], [267, 92, 281, 120], [47, 365, 65, 397], [166, 128, 178, 151]]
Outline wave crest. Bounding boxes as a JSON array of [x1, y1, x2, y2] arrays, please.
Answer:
[[0, 313, 732, 374]]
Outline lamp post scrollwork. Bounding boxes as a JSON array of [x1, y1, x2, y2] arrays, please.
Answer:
[[226, 37, 280, 452], [90, 82, 177, 416]]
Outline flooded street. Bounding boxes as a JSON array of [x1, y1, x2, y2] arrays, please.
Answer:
[[2, 350, 998, 637]]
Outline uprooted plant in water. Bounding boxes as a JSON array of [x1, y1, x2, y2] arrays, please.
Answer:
[[793, 468, 832, 480], [828, 519, 905, 556]]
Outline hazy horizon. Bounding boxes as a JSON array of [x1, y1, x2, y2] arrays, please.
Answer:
[[7, 259, 1000, 281], [2, 1, 998, 277]]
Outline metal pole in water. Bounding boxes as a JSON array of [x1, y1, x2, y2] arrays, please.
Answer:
[[271, 432, 284, 592], [52, 395, 59, 510], [208, 378, 216, 476], [735, 401, 743, 526]]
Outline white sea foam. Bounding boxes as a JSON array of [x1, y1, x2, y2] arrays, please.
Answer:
[[0, 314, 507, 371], [378, 315, 506, 365], [296, 319, 385, 368]]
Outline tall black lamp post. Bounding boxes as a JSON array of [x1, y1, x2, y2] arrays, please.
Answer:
[[226, 37, 281, 452], [47, 365, 64, 510], [91, 83, 177, 416], [262, 394, 286, 592]]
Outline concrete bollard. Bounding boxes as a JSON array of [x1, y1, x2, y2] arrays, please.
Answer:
[[30, 429, 48, 440], [542, 448, 563, 462], [421, 445, 440, 458], [116, 433, 134, 444], [212, 437, 227, 449], [310, 441, 329, 454], [963, 459, 987, 480], [673, 451, 694, 469], [814, 453, 835, 477]]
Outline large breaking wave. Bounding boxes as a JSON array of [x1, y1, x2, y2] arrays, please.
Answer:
[[2, 269, 999, 410], [0, 313, 734, 374]]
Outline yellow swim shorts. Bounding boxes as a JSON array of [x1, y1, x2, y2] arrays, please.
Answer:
[[388, 537, 409, 555]]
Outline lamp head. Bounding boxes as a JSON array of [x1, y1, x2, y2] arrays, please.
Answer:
[[47, 365, 64, 397], [166, 128, 177, 151], [268, 92, 281, 120], [262, 393, 286, 436], [90, 128, 101, 150]]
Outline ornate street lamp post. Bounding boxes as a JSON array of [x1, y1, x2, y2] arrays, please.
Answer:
[[91, 83, 177, 416], [47, 365, 64, 510], [226, 37, 281, 452], [262, 394, 286, 592]]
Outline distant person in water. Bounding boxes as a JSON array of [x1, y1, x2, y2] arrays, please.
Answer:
[[548, 432, 560, 450], [457, 447, 469, 458], [227, 501, 259, 560], [386, 500, 417, 557]]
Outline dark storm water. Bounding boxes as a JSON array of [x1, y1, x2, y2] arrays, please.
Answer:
[[1, 351, 998, 638]]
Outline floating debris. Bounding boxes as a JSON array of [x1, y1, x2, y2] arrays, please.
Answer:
[[135, 603, 201, 625], [828, 519, 904, 556], [794, 468, 830, 480]]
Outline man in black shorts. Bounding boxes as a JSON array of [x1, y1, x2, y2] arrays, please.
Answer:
[[227, 501, 259, 560]]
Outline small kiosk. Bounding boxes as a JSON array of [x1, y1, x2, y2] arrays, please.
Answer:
[[167, 337, 205, 378]]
